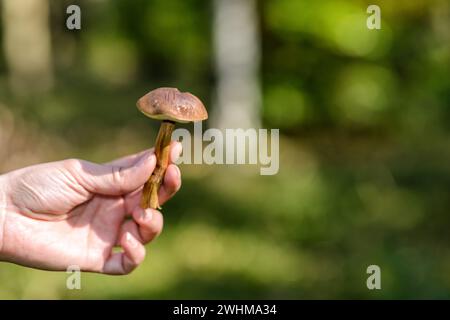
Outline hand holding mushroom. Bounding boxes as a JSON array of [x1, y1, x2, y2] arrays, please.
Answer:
[[0, 146, 182, 274], [0, 87, 205, 275], [137, 87, 208, 209]]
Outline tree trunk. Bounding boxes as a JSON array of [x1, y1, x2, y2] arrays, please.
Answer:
[[1, 0, 53, 94], [212, 0, 262, 130]]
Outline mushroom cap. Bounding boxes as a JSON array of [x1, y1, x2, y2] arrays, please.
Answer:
[[137, 87, 208, 123]]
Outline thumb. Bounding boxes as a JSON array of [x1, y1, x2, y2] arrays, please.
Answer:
[[74, 151, 156, 196]]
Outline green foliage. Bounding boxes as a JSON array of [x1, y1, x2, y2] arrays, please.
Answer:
[[0, 0, 449, 299]]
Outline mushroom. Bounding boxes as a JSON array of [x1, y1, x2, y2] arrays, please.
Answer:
[[136, 87, 208, 209]]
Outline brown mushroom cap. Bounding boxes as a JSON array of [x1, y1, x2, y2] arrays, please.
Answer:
[[137, 87, 208, 123]]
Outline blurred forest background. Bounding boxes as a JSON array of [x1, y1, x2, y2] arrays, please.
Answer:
[[0, 0, 449, 299]]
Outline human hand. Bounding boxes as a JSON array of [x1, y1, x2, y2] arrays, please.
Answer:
[[0, 142, 182, 275]]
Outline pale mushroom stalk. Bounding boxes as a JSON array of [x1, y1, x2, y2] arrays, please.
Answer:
[[141, 120, 175, 209], [137, 87, 208, 210]]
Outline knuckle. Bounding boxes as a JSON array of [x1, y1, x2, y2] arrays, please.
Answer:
[[111, 165, 126, 191], [63, 158, 83, 172]]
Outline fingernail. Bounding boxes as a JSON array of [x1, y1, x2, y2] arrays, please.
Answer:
[[126, 233, 137, 248], [175, 165, 181, 179], [141, 208, 153, 221], [171, 143, 183, 163]]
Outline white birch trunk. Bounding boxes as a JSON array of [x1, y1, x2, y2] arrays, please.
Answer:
[[212, 0, 262, 130]]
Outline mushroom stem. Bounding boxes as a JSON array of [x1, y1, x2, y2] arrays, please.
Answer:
[[141, 120, 175, 209]]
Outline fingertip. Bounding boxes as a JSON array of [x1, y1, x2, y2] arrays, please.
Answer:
[[146, 152, 157, 169], [165, 164, 181, 190], [121, 232, 146, 273], [170, 141, 183, 163], [132, 206, 152, 222], [132, 207, 164, 243], [102, 232, 146, 275], [156, 165, 181, 206], [133, 152, 156, 180], [174, 164, 181, 180], [164, 165, 181, 195]]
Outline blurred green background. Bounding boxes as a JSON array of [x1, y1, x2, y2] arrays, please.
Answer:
[[0, 0, 449, 299]]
